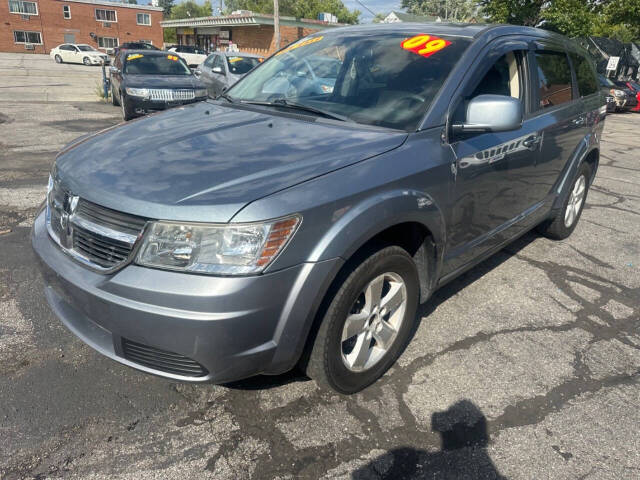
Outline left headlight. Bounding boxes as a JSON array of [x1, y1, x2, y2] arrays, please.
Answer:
[[611, 89, 625, 97], [136, 215, 301, 275], [126, 87, 149, 97], [195, 88, 208, 98]]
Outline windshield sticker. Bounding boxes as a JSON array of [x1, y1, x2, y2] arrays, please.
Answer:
[[228, 57, 244, 63], [401, 34, 451, 58], [276, 36, 324, 56], [167, 54, 179, 61], [126, 54, 144, 61]]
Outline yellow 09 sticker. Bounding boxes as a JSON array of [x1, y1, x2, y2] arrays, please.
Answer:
[[167, 55, 179, 61], [401, 34, 451, 58], [127, 54, 144, 61], [275, 36, 324, 56]]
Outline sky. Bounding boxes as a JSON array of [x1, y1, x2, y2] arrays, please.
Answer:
[[137, 0, 403, 23]]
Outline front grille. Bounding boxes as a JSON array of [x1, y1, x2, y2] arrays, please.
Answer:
[[148, 88, 195, 101], [122, 338, 208, 377], [46, 178, 148, 272]]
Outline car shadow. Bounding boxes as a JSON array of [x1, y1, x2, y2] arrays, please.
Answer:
[[351, 400, 506, 479], [223, 231, 540, 392]]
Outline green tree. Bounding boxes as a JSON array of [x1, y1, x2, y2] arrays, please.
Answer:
[[372, 12, 387, 23], [158, 0, 175, 17], [402, 0, 477, 22], [542, 0, 597, 38], [478, 0, 545, 26], [170, 0, 212, 19], [224, 0, 360, 24]]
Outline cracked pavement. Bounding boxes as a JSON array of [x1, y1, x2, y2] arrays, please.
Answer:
[[1, 54, 639, 479]]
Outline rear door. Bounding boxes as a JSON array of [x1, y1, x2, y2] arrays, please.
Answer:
[[444, 38, 541, 274], [528, 47, 587, 203]]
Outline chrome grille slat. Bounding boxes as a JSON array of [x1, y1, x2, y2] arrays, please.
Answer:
[[46, 179, 148, 272], [147, 88, 195, 101]]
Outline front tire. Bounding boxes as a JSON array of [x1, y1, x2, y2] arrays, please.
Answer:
[[111, 85, 120, 106], [538, 162, 591, 240], [305, 246, 420, 394], [54, 54, 63, 64], [121, 94, 134, 121], [83, 57, 91, 66]]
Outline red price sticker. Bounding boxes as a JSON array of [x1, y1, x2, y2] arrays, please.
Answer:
[[401, 34, 451, 58]]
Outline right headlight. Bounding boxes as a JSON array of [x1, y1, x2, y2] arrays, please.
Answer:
[[126, 87, 150, 97], [136, 215, 301, 275]]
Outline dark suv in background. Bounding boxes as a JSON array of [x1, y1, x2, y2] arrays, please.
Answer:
[[33, 24, 605, 393]]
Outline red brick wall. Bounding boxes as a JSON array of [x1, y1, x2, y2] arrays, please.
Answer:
[[229, 25, 323, 56], [0, 0, 164, 54]]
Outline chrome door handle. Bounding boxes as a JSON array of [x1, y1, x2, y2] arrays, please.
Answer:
[[572, 116, 585, 126], [522, 135, 540, 151]]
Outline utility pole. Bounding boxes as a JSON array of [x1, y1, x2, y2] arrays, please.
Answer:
[[273, 0, 280, 51]]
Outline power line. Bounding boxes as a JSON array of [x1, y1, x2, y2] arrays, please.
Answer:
[[353, 0, 377, 17]]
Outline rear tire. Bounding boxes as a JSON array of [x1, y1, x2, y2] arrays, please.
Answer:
[[111, 85, 120, 106], [305, 246, 420, 394], [537, 162, 591, 240], [54, 55, 62, 64]]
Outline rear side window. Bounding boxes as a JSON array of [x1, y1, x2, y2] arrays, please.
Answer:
[[534, 51, 573, 109], [570, 53, 598, 97]]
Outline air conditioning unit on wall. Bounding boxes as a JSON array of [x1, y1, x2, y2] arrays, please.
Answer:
[[25, 43, 35, 50]]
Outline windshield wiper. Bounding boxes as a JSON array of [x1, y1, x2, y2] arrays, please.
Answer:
[[217, 92, 235, 103], [240, 99, 352, 122]]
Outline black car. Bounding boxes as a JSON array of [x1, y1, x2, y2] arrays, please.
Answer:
[[109, 50, 207, 120], [611, 79, 639, 111], [113, 42, 160, 58], [599, 75, 636, 112]]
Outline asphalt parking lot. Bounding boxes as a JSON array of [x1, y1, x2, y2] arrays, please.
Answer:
[[1, 53, 639, 479]]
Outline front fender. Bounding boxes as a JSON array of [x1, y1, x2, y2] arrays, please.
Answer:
[[308, 188, 446, 263]]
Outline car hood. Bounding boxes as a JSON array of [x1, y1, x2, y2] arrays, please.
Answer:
[[55, 101, 407, 222], [123, 74, 202, 89]]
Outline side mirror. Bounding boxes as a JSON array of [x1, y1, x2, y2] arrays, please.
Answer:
[[452, 94, 523, 134], [212, 66, 224, 75]]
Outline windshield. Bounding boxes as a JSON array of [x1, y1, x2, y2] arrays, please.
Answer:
[[227, 32, 471, 130], [599, 75, 615, 87], [226, 56, 262, 75], [124, 54, 192, 76], [77, 45, 96, 52]]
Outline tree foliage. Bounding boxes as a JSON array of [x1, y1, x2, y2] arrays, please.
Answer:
[[402, 0, 477, 22], [224, 0, 360, 24], [169, 0, 213, 19], [158, 0, 175, 17]]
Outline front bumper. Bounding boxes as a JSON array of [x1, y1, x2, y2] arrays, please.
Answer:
[[127, 96, 205, 115], [89, 56, 110, 65], [32, 211, 342, 383]]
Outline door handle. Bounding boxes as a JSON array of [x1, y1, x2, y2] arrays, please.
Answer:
[[522, 135, 540, 151], [572, 116, 585, 126]]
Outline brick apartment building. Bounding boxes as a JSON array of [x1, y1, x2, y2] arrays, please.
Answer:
[[0, 0, 164, 55], [161, 13, 341, 56]]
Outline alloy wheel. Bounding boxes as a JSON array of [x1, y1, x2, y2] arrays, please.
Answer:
[[341, 272, 407, 372], [564, 174, 586, 227]]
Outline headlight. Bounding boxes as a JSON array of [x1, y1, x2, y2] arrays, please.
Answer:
[[195, 88, 208, 97], [136, 215, 301, 275], [611, 89, 625, 97], [126, 87, 149, 97]]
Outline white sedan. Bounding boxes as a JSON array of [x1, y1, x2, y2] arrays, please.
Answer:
[[168, 46, 208, 68], [50, 44, 110, 66]]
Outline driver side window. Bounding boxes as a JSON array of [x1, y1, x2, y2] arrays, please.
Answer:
[[471, 52, 521, 99], [212, 55, 224, 72]]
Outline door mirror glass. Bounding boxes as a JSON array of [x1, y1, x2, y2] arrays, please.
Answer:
[[453, 94, 523, 133], [212, 66, 224, 74]]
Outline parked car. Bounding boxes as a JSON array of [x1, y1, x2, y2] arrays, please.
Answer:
[[50, 44, 109, 65], [33, 24, 605, 394], [196, 52, 264, 97], [112, 42, 159, 58], [613, 79, 640, 112], [596, 75, 617, 113], [599, 75, 636, 111], [109, 50, 207, 120], [168, 45, 208, 68]]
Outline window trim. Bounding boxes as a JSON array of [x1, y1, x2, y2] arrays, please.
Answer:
[[63, 5, 71, 19], [13, 30, 43, 45], [568, 51, 599, 99], [8, 0, 39, 16], [136, 13, 151, 26], [95, 8, 117, 23]]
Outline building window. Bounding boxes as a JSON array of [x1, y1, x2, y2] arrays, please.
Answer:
[[95, 9, 117, 22], [97, 37, 119, 49], [63, 5, 71, 19], [13, 30, 43, 44], [8, 0, 38, 15], [136, 13, 151, 25]]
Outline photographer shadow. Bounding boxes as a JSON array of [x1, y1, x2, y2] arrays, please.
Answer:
[[352, 400, 506, 479]]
